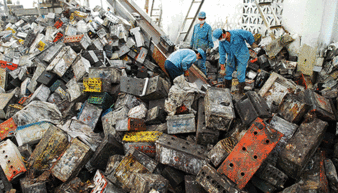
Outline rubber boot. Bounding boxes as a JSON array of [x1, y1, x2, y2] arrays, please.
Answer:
[[223, 79, 232, 89], [238, 82, 246, 95]]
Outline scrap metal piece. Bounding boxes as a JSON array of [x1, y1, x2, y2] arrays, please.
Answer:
[[207, 137, 237, 167], [0, 139, 27, 181], [217, 118, 283, 189], [278, 93, 310, 123], [278, 118, 328, 179], [205, 87, 235, 131], [77, 102, 103, 130], [29, 127, 69, 172], [196, 164, 242, 193], [166, 114, 195, 134], [0, 118, 17, 140], [235, 91, 271, 126], [155, 134, 208, 175], [15, 122, 55, 147], [51, 138, 93, 182]]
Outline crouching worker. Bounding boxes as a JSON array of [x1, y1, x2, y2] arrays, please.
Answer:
[[164, 48, 205, 82]]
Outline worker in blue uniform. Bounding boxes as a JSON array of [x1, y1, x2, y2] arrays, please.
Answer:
[[190, 12, 213, 76], [213, 28, 257, 94], [164, 49, 205, 82]]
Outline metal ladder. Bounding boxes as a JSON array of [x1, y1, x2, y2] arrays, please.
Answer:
[[254, 0, 285, 39], [175, 0, 205, 44], [149, 0, 162, 27]]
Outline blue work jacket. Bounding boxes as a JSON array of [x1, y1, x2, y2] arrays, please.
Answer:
[[167, 49, 197, 72], [190, 23, 214, 50]]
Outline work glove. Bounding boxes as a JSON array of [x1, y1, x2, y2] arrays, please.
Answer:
[[219, 64, 226, 76], [184, 71, 189, 77]]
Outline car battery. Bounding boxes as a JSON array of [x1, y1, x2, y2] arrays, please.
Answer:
[[254, 69, 270, 88], [51, 138, 93, 182], [131, 173, 169, 193], [29, 126, 69, 172], [146, 106, 166, 125], [144, 59, 157, 71], [247, 61, 260, 72], [115, 93, 143, 110], [49, 79, 67, 93], [155, 134, 208, 175], [36, 70, 58, 87], [64, 34, 91, 52], [166, 114, 195, 134], [89, 134, 123, 170], [66, 78, 82, 102], [82, 50, 99, 65], [72, 56, 91, 81], [88, 38, 104, 51], [278, 93, 311, 124], [102, 106, 129, 136], [53, 32, 64, 43], [269, 115, 298, 154], [114, 152, 152, 191], [116, 118, 146, 132], [278, 118, 328, 179], [77, 101, 103, 130], [136, 47, 148, 64], [117, 44, 130, 57], [281, 183, 304, 193], [196, 98, 219, 146], [108, 60, 128, 69], [258, 72, 297, 108], [88, 92, 113, 110], [304, 89, 336, 121], [28, 84, 51, 102], [142, 76, 170, 101], [61, 66, 75, 83], [159, 35, 175, 53], [235, 91, 271, 127], [120, 76, 147, 97], [324, 159, 338, 192], [0, 92, 16, 119], [124, 142, 156, 158], [136, 66, 148, 78], [20, 177, 47, 193], [0, 118, 17, 141], [250, 176, 276, 193], [105, 154, 124, 185], [83, 77, 102, 92], [5, 104, 23, 119], [54, 19, 63, 29], [217, 118, 283, 189], [48, 46, 78, 77], [27, 65, 46, 93], [196, 164, 242, 193], [207, 137, 237, 167], [0, 139, 27, 181], [89, 67, 122, 90], [161, 166, 185, 188], [91, 170, 126, 193], [23, 30, 37, 48], [255, 162, 288, 188], [205, 87, 235, 131], [185, 175, 207, 193], [54, 177, 90, 193], [15, 122, 55, 147], [20, 77, 31, 96], [42, 42, 64, 64], [0, 67, 7, 90], [130, 27, 145, 47], [299, 151, 329, 193], [128, 49, 138, 59]]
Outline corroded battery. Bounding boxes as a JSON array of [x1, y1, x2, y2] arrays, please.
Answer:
[[46, 46, 77, 77], [89, 67, 122, 90], [29, 126, 69, 172], [28, 84, 51, 102], [123, 131, 163, 143], [124, 142, 156, 158], [91, 170, 126, 193], [64, 34, 91, 52], [304, 89, 336, 121], [20, 177, 47, 193], [120, 76, 147, 97], [77, 101, 103, 130], [278, 93, 310, 123], [155, 134, 208, 175], [281, 183, 304, 193], [135, 47, 148, 64], [0, 92, 16, 119], [207, 137, 237, 167], [146, 106, 166, 125], [82, 50, 99, 64], [43, 42, 64, 63], [167, 114, 196, 134], [116, 118, 146, 132], [278, 118, 328, 179], [0, 118, 17, 140], [101, 106, 128, 137], [196, 164, 242, 193], [0, 139, 27, 181], [72, 56, 91, 81], [83, 77, 102, 92], [217, 117, 283, 189], [15, 122, 56, 147], [131, 173, 169, 193], [205, 87, 235, 131], [185, 175, 207, 193], [89, 134, 123, 170], [54, 177, 90, 193], [105, 155, 124, 185], [142, 76, 170, 101], [0, 67, 7, 90], [27, 65, 45, 93], [324, 159, 338, 192], [196, 97, 219, 146], [162, 166, 184, 188], [66, 78, 82, 102], [36, 71, 58, 87], [251, 176, 277, 193], [5, 104, 23, 119], [235, 91, 271, 126], [51, 138, 93, 182], [255, 162, 288, 188], [88, 92, 113, 110]]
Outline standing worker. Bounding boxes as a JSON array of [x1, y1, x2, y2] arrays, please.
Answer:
[[212, 29, 257, 94], [190, 11, 213, 76], [165, 49, 206, 82]]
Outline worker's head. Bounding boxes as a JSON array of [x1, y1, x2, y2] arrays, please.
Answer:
[[194, 49, 205, 60], [107, 7, 110, 11], [213, 29, 228, 42], [198, 11, 206, 24]]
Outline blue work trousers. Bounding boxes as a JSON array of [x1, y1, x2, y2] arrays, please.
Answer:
[[165, 60, 183, 81], [224, 57, 247, 83]]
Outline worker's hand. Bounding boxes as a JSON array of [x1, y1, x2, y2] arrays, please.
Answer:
[[219, 64, 226, 76], [251, 43, 258, 49], [184, 71, 189, 77]]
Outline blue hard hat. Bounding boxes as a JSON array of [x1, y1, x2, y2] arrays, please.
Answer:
[[197, 48, 206, 60], [213, 28, 223, 40], [198, 11, 206, 19]]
